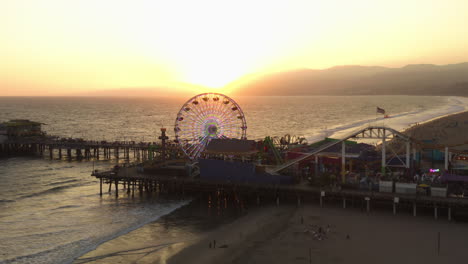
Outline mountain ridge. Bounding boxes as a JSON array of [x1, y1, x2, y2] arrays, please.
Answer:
[[228, 62, 468, 96]]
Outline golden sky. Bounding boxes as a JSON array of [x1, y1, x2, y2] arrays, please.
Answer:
[[2, 0, 468, 96]]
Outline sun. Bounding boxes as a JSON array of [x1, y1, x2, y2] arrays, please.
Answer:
[[123, 0, 295, 89], [153, 14, 271, 89], [174, 50, 258, 89]]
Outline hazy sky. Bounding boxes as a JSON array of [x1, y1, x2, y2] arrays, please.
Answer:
[[2, 0, 468, 96]]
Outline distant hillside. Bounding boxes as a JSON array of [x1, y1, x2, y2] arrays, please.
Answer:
[[229, 63, 468, 96]]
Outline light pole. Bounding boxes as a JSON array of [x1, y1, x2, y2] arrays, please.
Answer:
[[159, 128, 168, 162]]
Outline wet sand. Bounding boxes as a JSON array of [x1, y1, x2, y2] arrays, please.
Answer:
[[73, 201, 243, 264]]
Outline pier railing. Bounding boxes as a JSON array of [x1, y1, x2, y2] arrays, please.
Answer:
[[0, 137, 180, 161]]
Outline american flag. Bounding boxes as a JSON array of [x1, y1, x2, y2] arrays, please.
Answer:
[[376, 107, 385, 114]]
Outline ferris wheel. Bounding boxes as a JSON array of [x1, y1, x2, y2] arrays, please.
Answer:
[[174, 93, 247, 160]]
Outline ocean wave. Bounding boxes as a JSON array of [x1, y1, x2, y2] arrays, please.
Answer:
[[1, 200, 193, 264], [52, 205, 82, 210], [1, 229, 75, 241], [69, 200, 191, 264], [1, 237, 92, 264], [0, 199, 16, 203], [46, 179, 79, 186], [60, 165, 75, 169], [19, 182, 87, 199]]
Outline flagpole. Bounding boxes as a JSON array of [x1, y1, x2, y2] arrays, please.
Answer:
[[376, 107, 386, 127]]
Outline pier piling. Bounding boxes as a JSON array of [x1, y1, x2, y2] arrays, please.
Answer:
[[115, 180, 119, 197], [365, 197, 370, 213], [320, 191, 325, 208], [89, 166, 468, 222]]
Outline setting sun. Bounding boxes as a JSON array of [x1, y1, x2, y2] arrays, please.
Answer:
[[127, 1, 309, 88], [2, 0, 468, 95]]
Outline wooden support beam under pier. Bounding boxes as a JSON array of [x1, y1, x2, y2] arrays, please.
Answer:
[[91, 167, 468, 221]]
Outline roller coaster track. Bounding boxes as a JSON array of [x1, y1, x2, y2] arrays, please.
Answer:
[[267, 125, 411, 173]]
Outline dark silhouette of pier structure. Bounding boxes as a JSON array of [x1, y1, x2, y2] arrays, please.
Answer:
[[0, 138, 173, 161], [3, 126, 468, 221], [92, 167, 468, 221]]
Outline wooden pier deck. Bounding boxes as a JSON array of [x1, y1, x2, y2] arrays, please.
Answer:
[[0, 138, 179, 160], [92, 167, 468, 221]]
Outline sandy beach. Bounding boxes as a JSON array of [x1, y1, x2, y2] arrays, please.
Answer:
[[76, 201, 468, 264], [169, 204, 468, 264], [403, 110, 468, 148]]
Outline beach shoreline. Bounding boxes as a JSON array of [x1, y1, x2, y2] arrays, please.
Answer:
[[73, 198, 251, 264]]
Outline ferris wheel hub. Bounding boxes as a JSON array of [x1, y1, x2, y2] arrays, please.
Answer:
[[206, 124, 218, 136]]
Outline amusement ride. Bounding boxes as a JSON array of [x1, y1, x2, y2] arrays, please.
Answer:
[[174, 93, 247, 160]]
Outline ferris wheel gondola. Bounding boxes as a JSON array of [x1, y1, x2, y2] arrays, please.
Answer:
[[174, 93, 247, 160]]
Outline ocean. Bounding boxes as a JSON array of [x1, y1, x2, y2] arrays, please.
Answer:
[[0, 95, 467, 263]]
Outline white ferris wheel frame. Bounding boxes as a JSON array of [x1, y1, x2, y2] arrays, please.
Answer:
[[174, 93, 247, 160]]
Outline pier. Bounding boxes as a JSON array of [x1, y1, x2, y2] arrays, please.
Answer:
[[3, 99, 468, 222], [0, 138, 180, 161], [92, 167, 468, 221]]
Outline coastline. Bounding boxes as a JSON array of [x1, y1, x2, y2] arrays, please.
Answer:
[[328, 96, 468, 141], [73, 199, 247, 264]]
